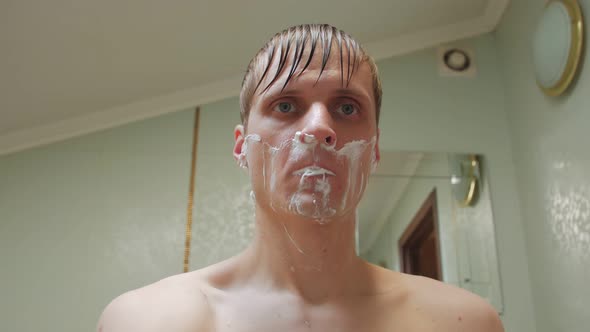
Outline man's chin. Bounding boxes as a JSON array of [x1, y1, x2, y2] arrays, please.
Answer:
[[285, 192, 338, 221]]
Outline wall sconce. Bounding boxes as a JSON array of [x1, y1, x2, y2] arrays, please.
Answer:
[[449, 154, 480, 207], [533, 0, 584, 96]]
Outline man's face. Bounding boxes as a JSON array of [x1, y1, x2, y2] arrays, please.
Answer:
[[234, 48, 380, 223]]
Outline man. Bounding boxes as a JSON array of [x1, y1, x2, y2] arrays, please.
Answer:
[[98, 24, 504, 332]]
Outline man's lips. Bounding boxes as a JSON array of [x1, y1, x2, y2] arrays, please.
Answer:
[[292, 166, 336, 176]]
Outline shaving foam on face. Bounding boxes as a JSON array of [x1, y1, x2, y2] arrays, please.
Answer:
[[290, 131, 316, 162], [331, 137, 376, 211], [288, 170, 336, 221], [237, 134, 261, 169], [240, 131, 376, 224], [293, 166, 335, 177], [370, 148, 378, 173]]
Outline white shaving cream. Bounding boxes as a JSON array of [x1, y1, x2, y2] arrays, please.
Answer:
[[238, 131, 377, 224], [238, 134, 261, 169]]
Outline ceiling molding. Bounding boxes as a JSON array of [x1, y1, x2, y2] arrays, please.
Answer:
[[0, 76, 241, 156], [483, 0, 510, 31], [364, 0, 509, 60], [0, 0, 510, 156]]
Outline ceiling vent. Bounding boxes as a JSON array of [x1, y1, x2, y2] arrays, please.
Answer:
[[437, 45, 477, 77]]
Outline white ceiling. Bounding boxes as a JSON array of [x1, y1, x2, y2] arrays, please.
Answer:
[[0, 0, 509, 155]]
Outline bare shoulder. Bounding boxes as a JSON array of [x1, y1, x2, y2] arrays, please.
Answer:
[[96, 272, 214, 332], [400, 273, 504, 332]]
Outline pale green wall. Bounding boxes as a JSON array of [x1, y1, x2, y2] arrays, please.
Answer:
[[0, 110, 195, 331], [190, 97, 254, 268], [0, 33, 536, 332], [495, 1, 590, 331], [363, 210, 393, 267]]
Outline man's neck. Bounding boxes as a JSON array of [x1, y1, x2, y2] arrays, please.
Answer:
[[237, 205, 367, 303]]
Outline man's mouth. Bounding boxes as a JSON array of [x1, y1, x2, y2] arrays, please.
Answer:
[[292, 166, 336, 177]]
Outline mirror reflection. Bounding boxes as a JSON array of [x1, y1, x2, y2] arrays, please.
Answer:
[[358, 151, 502, 313]]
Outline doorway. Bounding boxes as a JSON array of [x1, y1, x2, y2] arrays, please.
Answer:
[[398, 189, 442, 280]]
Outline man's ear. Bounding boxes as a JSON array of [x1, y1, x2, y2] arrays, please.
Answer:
[[374, 128, 381, 163], [233, 124, 245, 164], [371, 128, 381, 173]]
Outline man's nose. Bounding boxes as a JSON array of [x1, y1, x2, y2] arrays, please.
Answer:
[[298, 103, 337, 147]]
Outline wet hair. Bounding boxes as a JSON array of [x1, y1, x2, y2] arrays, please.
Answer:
[[239, 24, 382, 128]]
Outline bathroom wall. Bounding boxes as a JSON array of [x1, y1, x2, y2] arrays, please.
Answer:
[[0, 33, 535, 331], [0, 110, 195, 331], [495, 0, 590, 331]]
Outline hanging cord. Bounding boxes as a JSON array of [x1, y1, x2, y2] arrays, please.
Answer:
[[184, 107, 200, 273]]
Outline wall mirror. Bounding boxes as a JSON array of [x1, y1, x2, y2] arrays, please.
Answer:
[[357, 151, 503, 313]]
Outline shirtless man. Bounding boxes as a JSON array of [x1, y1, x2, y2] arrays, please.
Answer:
[[98, 24, 504, 332]]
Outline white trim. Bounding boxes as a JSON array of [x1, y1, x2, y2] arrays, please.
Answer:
[[366, 0, 509, 60], [483, 0, 511, 31], [0, 76, 241, 156], [0, 1, 510, 156]]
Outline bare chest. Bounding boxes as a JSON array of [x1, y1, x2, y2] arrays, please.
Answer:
[[209, 298, 443, 332]]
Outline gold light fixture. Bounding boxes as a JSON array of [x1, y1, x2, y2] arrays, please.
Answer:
[[450, 154, 480, 207], [533, 0, 584, 96]]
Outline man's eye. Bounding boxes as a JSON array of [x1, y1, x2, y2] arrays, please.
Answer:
[[274, 102, 295, 113], [339, 103, 357, 115]]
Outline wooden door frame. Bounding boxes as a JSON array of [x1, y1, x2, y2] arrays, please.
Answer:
[[398, 189, 443, 279]]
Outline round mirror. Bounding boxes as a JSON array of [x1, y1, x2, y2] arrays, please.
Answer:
[[532, 0, 584, 96]]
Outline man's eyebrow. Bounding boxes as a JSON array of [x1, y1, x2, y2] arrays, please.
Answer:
[[277, 89, 304, 95], [260, 87, 370, 102], [334, 88, 371, 101], [261, 88, 304, 100]]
